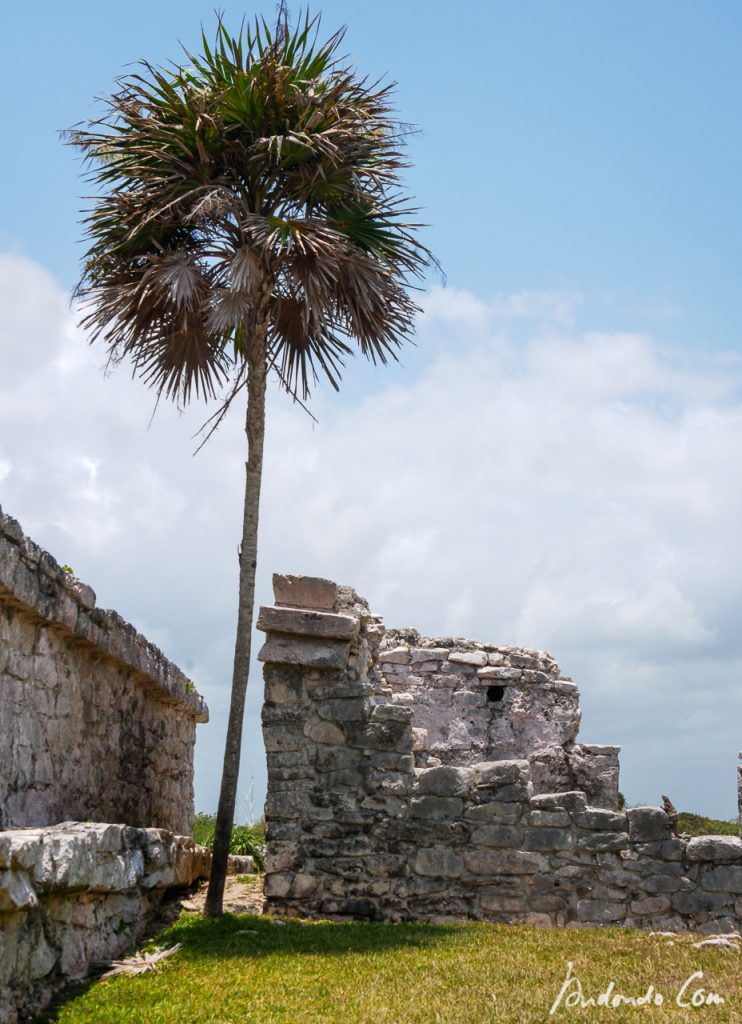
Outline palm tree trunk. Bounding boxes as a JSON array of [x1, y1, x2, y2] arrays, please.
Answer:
[[205, 334, 267, 916]]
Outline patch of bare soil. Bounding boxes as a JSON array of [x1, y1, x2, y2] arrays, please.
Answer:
[[180, 874, 266, 916]]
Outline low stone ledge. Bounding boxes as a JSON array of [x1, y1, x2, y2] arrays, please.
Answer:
[[0, 507, 208, 723], [0, 823, 210, 903], [0, 822, 210, 1024]]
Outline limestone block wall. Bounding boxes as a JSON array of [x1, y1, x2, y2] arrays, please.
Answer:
[[259, 575, 742, 933], [0, 507, 208, 835], [0, 822, 210, 1024]]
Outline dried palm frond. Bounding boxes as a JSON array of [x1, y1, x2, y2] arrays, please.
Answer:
[[90, 943, 183, 980]]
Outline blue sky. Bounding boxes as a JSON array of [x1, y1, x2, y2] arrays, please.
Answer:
[[1, 2, 741, 820], [5, 0, 742, 347]]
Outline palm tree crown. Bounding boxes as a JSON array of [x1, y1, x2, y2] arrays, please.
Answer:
[[69, 13, 435, 408]]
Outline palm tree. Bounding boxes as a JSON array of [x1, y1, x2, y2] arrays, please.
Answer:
[[67, 11, 436, 914]]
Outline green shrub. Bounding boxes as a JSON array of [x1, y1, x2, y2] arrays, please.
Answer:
[[192, 813, 265, 871], [677, 811, 738, 836]]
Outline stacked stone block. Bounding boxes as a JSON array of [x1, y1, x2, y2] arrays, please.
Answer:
[[260, 574, 742, 933]]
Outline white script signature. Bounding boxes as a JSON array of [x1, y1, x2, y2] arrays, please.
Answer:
[[550, 961, 725, 1014]]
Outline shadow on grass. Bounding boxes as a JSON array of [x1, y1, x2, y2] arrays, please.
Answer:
[[37, 913, 466, 1021], [162, 911, 465, 960]]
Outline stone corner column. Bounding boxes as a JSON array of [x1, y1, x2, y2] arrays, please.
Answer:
[[257, 574, 360, 672]]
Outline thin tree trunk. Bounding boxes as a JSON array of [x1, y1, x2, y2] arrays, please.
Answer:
[[205, 332, 267, 916]]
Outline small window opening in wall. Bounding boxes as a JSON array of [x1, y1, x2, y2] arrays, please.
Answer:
[[487, 685, 505, 703]]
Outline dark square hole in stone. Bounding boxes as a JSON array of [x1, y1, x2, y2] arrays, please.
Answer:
[[487, 685, 505, 703]]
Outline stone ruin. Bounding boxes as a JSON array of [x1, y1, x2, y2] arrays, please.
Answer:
[[259, 574, 742, 932], [0, 508, 210, 1023]]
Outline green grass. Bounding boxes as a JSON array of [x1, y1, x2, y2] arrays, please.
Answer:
[[677, 812, 739, 837], [46, 912, 742, 1024]]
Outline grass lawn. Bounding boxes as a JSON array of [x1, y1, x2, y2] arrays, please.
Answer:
[[45, 896, 742, 1023]]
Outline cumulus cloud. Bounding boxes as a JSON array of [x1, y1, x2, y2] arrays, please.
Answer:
[[2, 253, 741, 819]]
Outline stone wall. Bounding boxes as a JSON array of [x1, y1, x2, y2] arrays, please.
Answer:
[[0, 822, 210, 1024], [0, 506, 208, 835], [380, 628, 619, 809], [259, 574, 742, 933]]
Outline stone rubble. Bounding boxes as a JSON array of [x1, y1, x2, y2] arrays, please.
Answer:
[[259, 575, 742, 933]]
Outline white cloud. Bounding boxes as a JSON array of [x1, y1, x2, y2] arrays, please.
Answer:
[[2, 257, 741, 820], [489, 289, 583, 327]]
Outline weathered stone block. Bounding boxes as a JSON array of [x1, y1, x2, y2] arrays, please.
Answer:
[[273, 573, 337, 610], [345, 717, 410, 753], [0, 869, 38, 912], [257, 605, 358, 640], [574, 808, 627, 831], [672, 890, 730, 915], [574, 831, 628, 853], [530, 792, 587, 812], [477, 666, 521, 679], [264, 872, 294, 898], [373, 704, 413, 724], [265, 789, 310, 820], [524, 828, 572, 852], [410, 796, 464, 821], [465, 803, 523, 825], [471, 825, 524, 848], [317, 698, 368, 722], [264, 725, 304, 752], [366, 751, 414, 773], [490, 784, 532, 803], [686, 836, 742, 863], [473, 760, 530, 790], [478, 893, 528, 914], [638, 873, 694, 893], [630, 895, 671, 915], [464, 850, 548, 875], [315, 747, 362, 772], [449, 651, 487, 667], [411, 727, 428, 752], [305, 721, 346, 745], [414, 847, 463, 878], [258, 633, 351, 670], [264, 675, 305, 705], [700, 865, 742, 893], [527, 809, 570, 828], [378, 647, 410, 665], [416, 766, 470, 798], [577, 900, 626, 923], [410, 648, 450, 663], [627, 806, 672, 843]]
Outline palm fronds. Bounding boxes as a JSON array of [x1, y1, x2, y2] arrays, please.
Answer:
[[67, 10, 437, 407]]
